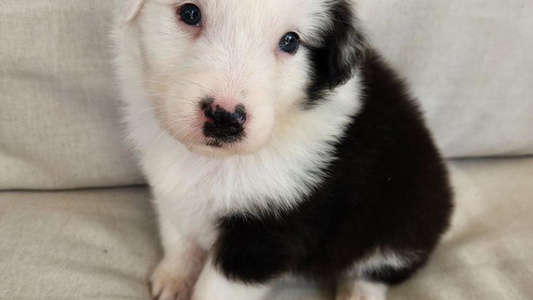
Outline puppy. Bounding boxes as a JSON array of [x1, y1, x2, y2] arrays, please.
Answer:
[[112, 1, 453, 299]]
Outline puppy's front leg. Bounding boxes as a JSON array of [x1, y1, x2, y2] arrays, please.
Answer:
[[150, 213, 207, 300], [191, 259, 270, 300]]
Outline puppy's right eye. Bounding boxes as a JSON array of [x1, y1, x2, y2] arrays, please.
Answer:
[[179, 3, 202, 26], [279, 32, 300, 54]]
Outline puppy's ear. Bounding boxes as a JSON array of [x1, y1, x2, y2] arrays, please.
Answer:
[[320, 1, 367, 89], [119, 0, 145, 22]]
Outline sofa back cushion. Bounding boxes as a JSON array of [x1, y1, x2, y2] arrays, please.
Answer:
[[1, 0, 532, 189], [0, 1, 143, 189], [358, 0, 533, 157]]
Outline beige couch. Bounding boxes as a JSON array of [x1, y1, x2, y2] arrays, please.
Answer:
[[1, 1, 532, 299]]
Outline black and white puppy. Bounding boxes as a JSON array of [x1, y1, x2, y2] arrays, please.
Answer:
[[112, 1, 453, 299]]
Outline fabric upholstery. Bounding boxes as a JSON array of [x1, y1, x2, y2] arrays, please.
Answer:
[[1, 1, 532, 189], [0, 1, 143, 190], [0, 188, 158, 300], [358, 0, 533, 157], [1, 158, 532, 299], [1, 2, 531, 300]]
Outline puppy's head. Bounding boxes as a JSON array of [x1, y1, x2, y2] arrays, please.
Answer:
[[119, 0, 365, 157]]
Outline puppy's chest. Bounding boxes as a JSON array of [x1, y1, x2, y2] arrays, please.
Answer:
[[152, 145, 333, 216], [196, 156, 325, 214]]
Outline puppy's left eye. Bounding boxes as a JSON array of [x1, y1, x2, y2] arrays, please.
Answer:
[[279, 32, 300, 54], [179, 3, 202, 26]]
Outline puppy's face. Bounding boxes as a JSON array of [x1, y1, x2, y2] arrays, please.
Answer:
[[124, 0, 364, 157]]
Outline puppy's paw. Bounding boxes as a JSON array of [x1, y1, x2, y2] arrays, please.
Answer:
[[336, 280, 387, 300], [150, 260, 195, 300]]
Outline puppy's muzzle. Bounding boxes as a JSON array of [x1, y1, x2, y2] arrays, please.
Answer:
[[202, 99, 247, 144]]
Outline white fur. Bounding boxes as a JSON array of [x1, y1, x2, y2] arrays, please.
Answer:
[[112, 0, 362, 240], [351, 248, 421, 278], [191, 259, 270, 300], [112, 1, 364, 299], [150, 216, 207, 300], [121, 0, 145, 22], [333, 248, 419, 300]]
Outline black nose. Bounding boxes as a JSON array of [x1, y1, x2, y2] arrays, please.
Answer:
[[202, 102, 247, 143]]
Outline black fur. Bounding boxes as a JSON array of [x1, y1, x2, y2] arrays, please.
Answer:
[[214, 48, 453, 286], [214, 0, 453, 291], [306, 0, 366, 106]]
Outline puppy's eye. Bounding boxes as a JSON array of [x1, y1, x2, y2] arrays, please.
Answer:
[[179, 3, 202, 26], [279, 32, 300, 54]]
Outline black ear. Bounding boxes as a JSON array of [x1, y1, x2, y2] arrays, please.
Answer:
[[325, 2, 366, 88], [307, 1, 366, 102]]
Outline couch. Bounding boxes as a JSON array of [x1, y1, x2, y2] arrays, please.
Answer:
[[1, 1, 532, 299]]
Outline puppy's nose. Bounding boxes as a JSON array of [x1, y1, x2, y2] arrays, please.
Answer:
[[203, 103, 247, 126], [201, 101, 247, 143]]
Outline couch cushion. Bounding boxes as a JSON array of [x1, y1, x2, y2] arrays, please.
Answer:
[[0, 1, 143, 190], [0, 188, 158, 300], [1, 158, 532, 299], [358, 0, 533, 157], [1, 0, 532, 189]]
